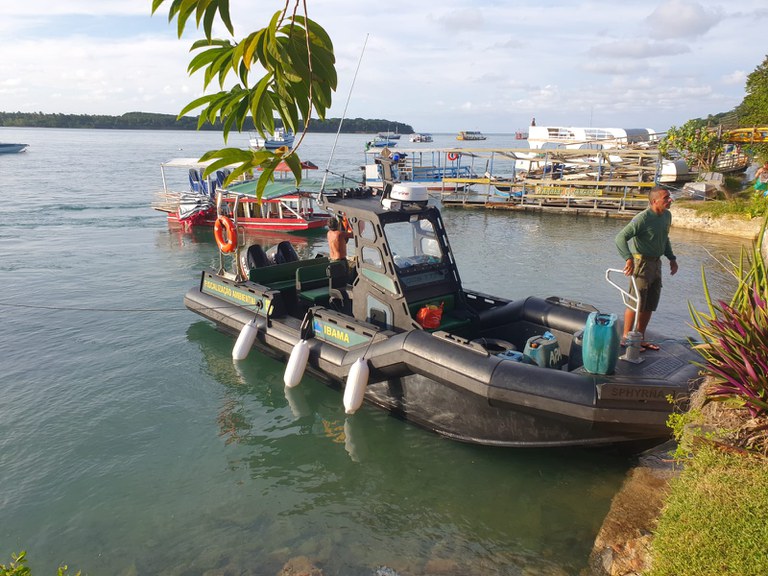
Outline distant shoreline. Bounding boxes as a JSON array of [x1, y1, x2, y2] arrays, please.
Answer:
[[0, 111, 413, 135]]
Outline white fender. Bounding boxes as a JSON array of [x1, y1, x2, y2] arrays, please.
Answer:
[[343, 357, 369, 414], [284, 339, 310, 388], [232, 319, 258, 361]]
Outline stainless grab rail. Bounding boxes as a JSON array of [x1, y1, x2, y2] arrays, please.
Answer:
[[605, 268, 639, 332]]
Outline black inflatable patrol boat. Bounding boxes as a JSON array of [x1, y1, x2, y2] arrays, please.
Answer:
[[184, 157, 701, 448]]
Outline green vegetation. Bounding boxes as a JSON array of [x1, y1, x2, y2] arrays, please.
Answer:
[[648, 446, 768, 576], [689, 215, 768, 415], [0, 551, 80, 576], [648, 215, 768, 574], [677, 195, 768, 219], [152, 0, 340, 197], [0, 111, 412, 135], [659, 120, 724, 172], [736, 55, 768, 161]]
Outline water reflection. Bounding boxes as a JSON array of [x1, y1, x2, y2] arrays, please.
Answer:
[[186, 321, 629, 575]]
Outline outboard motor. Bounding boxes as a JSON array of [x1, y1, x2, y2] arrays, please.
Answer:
[[274, 241, 299, 264], [246, 244, 271, 269]]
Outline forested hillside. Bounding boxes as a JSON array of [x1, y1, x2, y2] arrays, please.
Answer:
[[0, 111, 413, 134]]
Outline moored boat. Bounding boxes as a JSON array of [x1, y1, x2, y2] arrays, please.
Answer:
[[183, 156, 702, 449], [151, 157, 329, 232], [0, 143, 29, 154], [363, 148, 476, 193], [366, 137, 397, 149], [249, 127, 295, 150], [457, 130, 486, 141], [410, 133, 433, 143]]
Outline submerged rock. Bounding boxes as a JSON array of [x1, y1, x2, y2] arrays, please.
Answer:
[[278, 556, 323, 576]]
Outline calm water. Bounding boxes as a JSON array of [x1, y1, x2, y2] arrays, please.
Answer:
[[0, 128, 748, 575]]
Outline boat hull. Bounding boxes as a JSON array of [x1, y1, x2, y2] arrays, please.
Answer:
[[0, 143, 28, 154], [165, 209, 329, 232]]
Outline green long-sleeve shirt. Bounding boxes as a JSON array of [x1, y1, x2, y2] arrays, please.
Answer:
[[615, 208, 676, 262]]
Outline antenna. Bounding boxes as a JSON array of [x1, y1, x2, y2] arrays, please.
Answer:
[[320, 34, 369, 193]]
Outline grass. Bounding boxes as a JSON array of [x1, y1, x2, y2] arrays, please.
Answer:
[[676, 195, 768, 219], [648, 441, 768, 575]]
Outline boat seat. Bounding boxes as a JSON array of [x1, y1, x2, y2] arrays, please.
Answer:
[[249, 257, 329, 291], [297, 263, 332, 305], [189, 169, 202, 193], [298, 261, 354, 309]]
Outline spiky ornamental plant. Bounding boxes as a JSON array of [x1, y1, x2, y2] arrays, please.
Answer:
[[689, 216, 768, 416]]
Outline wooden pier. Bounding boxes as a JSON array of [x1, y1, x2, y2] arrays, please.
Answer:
[[429, 147, 661, 217]]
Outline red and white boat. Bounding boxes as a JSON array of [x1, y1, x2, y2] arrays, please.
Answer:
[[152, 157, 330, 232]]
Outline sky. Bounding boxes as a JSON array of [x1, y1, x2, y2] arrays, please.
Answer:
[[1, 0, 766, 134]]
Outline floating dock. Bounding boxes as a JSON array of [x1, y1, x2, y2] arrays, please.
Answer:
[[378, 146, 666, 216]]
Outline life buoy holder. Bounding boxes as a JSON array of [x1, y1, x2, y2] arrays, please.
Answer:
[[214, 215, 237, 253], [447, 152, 459, 161]]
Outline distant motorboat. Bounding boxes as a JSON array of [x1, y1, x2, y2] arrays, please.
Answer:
[[456, 131, 486, 141], [0, 143, 29, 154], [410, 133, 433, 143], [366, 137, 397, 149], [249, 128, 295, 150]]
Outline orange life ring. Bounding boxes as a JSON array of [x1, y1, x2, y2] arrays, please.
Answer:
[[447, 152, 459, 161], [214, 215, 237, 253]]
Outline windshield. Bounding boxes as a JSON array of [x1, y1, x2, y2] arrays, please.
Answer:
[[384, 216, 448, 287]]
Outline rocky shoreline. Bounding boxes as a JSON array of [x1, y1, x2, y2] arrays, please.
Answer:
[[670, 205, 764, 239]]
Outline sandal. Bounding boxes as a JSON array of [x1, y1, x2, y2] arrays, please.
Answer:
[[641, 342, 660, 351]]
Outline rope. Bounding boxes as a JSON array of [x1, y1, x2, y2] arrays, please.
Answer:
[[0, 301, 252, 314]]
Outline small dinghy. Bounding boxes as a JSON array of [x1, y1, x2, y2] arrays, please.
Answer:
[[184, 156, 701, 448]]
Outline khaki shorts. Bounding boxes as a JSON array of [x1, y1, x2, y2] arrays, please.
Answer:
[[629, 255, 662, 312]]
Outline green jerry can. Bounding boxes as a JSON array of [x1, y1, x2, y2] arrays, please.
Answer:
[[582, 312, 619, 375]]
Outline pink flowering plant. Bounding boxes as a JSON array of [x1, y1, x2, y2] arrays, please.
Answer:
[[689, 216, 768, 416]]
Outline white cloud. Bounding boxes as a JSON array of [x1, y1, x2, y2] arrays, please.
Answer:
[[722, 70, 747, 85], [588, 40, 690, 59], [645, 0, 721, 39]]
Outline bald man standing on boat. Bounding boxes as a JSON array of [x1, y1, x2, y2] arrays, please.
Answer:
[[615, 187, 678, 351]]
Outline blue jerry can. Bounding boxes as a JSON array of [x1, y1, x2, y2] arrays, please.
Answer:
[[582, 312, 619, 375]]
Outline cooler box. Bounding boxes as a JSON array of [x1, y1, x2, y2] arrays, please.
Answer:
[[582, 312, 619, 375], [523, 332, 562, 369]]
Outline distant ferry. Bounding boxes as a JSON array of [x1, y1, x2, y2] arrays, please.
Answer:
[[456, 130, 486, 141]]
